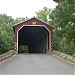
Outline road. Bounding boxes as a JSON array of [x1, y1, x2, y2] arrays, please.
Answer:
[[0, 54, 74, 75]]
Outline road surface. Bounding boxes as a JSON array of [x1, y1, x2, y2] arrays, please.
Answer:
[[0, 54, 74, 75]]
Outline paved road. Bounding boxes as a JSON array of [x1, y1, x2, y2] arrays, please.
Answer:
[[0, 54, 74, 75]]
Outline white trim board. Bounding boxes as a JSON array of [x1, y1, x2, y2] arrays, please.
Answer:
[[17, 25, 51, 51]]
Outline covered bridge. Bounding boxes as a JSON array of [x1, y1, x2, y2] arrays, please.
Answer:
[[13, 17, 54, 53]]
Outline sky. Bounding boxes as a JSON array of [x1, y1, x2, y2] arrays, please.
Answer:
[[0, 0, 57, 18]]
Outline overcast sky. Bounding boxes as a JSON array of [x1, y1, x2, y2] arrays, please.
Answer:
[[0, 0, 57, 18]]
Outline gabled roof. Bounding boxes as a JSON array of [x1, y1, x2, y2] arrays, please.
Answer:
[[13, 17, 54, 34], [13, 17, 54, 28]]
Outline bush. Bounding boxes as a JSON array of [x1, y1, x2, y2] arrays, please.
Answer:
[[19, 45, 29, 53]]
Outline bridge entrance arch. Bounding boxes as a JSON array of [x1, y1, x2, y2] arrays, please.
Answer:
[[13, 18, 53, 53]]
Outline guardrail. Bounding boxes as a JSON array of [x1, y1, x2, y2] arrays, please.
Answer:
[[52, 50, 75, 63], [0, 50, 17, 62]]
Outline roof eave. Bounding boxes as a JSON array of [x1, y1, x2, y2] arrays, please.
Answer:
[[13, 17, 54, 29]]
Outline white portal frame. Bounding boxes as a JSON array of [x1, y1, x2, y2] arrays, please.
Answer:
[[17, 25, 51, 51]]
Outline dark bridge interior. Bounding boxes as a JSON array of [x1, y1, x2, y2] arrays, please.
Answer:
[[18, 26, 49, 53]]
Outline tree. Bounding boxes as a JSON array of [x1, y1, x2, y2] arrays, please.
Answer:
[[36, 7, 52, 23], [0, 14, 18, 54], [0, 14, 15, 25], [0, 31, 7, 54], [51, 0, 75, 55], [15, 17, 26, 24], [0, 14, 28, 54]]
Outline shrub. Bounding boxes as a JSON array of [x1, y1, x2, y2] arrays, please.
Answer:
[[19, 45, 29, 53]]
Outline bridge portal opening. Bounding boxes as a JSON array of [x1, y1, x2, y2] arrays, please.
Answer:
[[18, 26, 49, 53]]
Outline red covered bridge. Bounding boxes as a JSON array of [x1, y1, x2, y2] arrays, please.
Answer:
[[13, 17, 54, 53]]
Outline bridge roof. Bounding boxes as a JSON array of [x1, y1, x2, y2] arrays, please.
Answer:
[[13, 17, 54, 33]]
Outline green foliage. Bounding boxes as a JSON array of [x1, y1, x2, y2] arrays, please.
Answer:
[[72, 53, 75, 57], [0, 14, 14, 54], [0, 14, 26, 54], [36, 7, 52, 23], [51, 0, 75, 55], [19, 45, 29, 53], [0, 14, 15, 25], [0, 32, 8, 54], [15, 17, 26, 24]]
